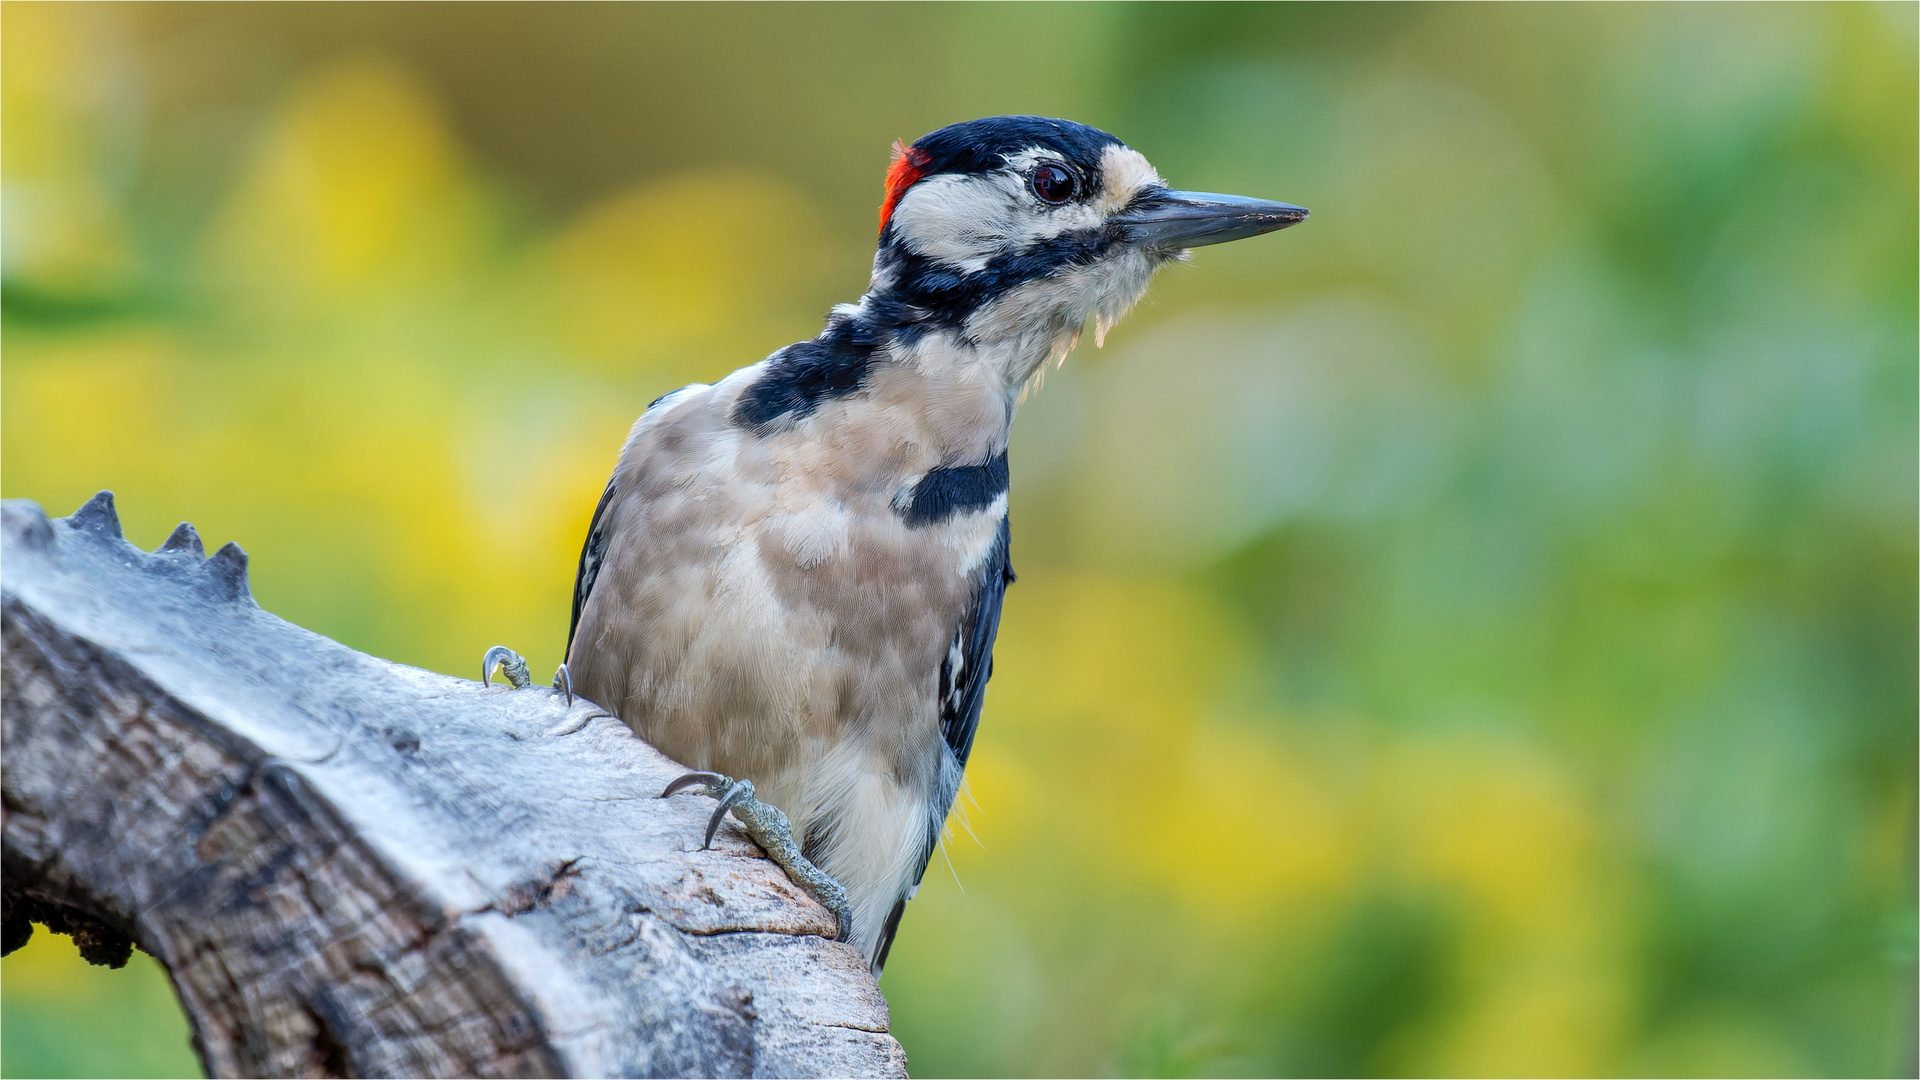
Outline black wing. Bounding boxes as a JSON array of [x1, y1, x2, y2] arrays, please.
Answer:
[[938, 514, 1012, 772], [872, 514, 1014, 974], [566, 478, 619, 658]]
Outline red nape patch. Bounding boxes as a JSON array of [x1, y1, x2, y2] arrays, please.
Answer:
[[879, 140, 930, 233]]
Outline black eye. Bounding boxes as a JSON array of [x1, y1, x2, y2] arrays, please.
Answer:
[[1029, 163, 1076, 205]]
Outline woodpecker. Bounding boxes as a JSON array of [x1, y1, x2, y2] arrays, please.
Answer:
[[489, 116, 1305, 975]]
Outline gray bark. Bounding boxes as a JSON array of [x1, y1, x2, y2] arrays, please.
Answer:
[[0, 492, 909, 1079]]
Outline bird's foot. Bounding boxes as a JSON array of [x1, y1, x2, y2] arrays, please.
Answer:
[[660, 771, 852, 943], [481, 645, 574, 706]]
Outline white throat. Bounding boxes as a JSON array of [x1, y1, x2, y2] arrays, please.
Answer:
[[960, 243, 1166, 390]]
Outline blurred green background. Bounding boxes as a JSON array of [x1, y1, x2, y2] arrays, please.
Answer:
[[2, 2, 1914, 1076]]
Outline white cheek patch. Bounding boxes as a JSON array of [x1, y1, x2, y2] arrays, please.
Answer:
[[1097, 145, 1164, 214], [890, 173, 1028, 273]]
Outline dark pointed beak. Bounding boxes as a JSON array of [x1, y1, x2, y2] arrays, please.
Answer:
[[1112, 189, 1309, 249]]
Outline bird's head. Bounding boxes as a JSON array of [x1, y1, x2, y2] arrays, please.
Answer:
[[868, 115, 1307, 382]]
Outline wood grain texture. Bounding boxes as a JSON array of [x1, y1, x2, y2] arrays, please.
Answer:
[[0, 493, 908, 1079]]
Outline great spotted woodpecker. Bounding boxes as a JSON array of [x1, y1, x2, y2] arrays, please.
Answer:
[[489, 116, 1306, 975]]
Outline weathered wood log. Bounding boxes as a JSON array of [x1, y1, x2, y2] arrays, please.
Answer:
[[1, 492, 908, 1079]]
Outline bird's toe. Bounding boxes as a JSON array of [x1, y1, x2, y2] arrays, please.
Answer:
[[480, 644, 532, 689], [660, 773, 852, 941]]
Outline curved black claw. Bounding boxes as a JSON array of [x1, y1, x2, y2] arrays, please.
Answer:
[[660, 771, 728, 799], [552, 663, 574, 707], [703, 779, 756, 850], [482, 645, 532, 689]]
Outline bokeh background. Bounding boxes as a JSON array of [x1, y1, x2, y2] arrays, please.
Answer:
[[3, 3, 1914, 1076]]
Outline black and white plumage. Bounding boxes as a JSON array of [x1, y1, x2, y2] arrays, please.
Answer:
[[562, 116, 1305, 974]]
